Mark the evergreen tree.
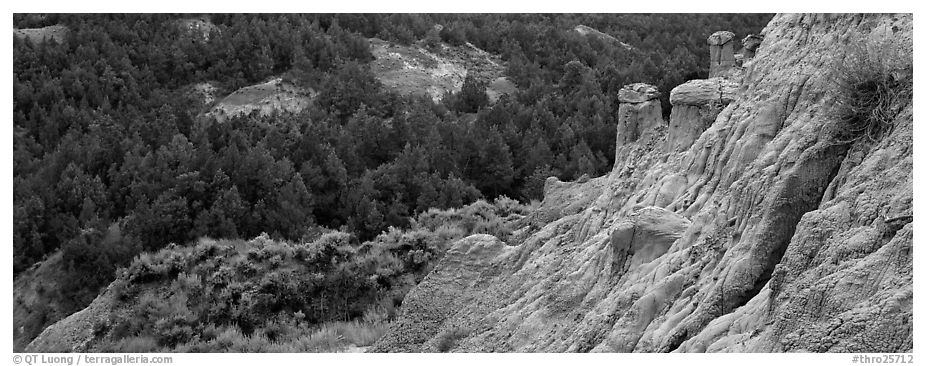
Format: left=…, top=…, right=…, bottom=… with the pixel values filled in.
left=457, top=73, right=488, bottom=113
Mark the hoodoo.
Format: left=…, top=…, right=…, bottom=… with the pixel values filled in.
left=616, top=83, right=664, bottom=148
left=707, top=31, right=737, bottom=78
left=666, top=78, right=739, bottom=153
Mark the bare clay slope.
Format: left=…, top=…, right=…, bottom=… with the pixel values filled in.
left=372, top=13, right=912, bottom=353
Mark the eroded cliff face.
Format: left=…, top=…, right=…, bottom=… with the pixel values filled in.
left=372, top=13, right=912, bottom=353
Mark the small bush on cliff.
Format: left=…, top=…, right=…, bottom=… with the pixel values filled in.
left=832, top=37, right=912, bottom=143
left=435, top=326, right=470, bottom=352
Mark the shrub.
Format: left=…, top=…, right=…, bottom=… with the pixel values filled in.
left=294, top=325, right=340, bottom=352
left=431, top=224, right=467, bottom=248
left=295, top=230, right=356, bottom=270
left=361, top=303, right=390, bottom=324
left=291, top=320, right=390, bottom=351
left=493, top=195, right=529, bottom=216
left=473, top=216, right=511, bottom=242
left=85, top=196, right=539, bottom=353
left=212, top=326, right=259, bottom=351
left=102, top=336, right=160, bottom=353
left=434, top=326, right=470, bottom=352
left=832, top=36, right=912, bottom=143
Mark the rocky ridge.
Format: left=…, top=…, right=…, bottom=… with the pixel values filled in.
left=368, top=37, right=512, bottom=102
left=573, top=25, right=634, bottom=51
left=13, top=25, right=69, bottom=44
left=206, top=78, right=315, bottom=123
left=372, top=13, right=912, bottom=353
left=176, top=18, right=219, bottom=42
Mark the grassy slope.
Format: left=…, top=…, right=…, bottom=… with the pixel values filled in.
left=13, top=253, right=68, bottom=352
left=26, top=198, right=534, bottom=352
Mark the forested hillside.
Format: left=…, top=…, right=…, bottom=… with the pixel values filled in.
left=13, top=13, right=772, bottom=351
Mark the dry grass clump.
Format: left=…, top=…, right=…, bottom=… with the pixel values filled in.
left=831, top=36, right=912, bottom=143
left=294, top=320, right=390, bottom=352
left=434, top=326, right=470, bottom=352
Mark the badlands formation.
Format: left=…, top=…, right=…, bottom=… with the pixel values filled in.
left=372, top=13, right=912, bottom=353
